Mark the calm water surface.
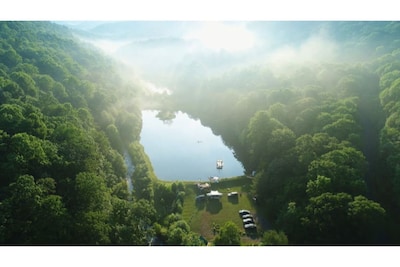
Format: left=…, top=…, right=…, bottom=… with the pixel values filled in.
left=140, top=110, right=244, bottom=181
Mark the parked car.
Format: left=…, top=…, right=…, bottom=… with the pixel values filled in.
left=242, top=214, right=253, bottom=219
left=239, top=209, right=250, bottom=216
left=244, top=223, right=257, bottom=229
left=243, top=218, right=254, bottom=224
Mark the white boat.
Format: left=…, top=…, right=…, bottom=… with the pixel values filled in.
left=216, top=159, right=223, bottom=169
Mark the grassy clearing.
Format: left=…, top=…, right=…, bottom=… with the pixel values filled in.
left=181, top=176, right=262, bottom=245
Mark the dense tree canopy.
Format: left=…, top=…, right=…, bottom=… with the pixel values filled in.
left=213, top=221, right=242, bottom=246
left=1, top=21, right=400, bottom=245
left=161, top=21, right=400, bottom=244
left=0, top=21, right=159, bottom=244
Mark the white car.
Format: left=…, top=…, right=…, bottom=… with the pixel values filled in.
left=243, top=218, right=254, bottom=224
left=244, top=223, right=256, bottom=229
left=242, top=214, right=253, bottom=219
left=239, top=209, right=250, bottom=216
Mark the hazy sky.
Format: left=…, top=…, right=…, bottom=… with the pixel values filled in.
left=2, top=0, right=398, bottom=20
left=184, top=22, right=256, bottom=52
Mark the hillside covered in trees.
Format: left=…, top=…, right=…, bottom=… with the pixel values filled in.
left=163, top=21, right=400, bottom=244
left=1, top=21, right=400, bottom=245
left=0, top=21, right=195, bottom=245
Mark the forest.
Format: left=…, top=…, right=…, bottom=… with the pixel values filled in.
left=166, top=22, right=400, bottom=244
left=1, top=21, right=400, bottom=245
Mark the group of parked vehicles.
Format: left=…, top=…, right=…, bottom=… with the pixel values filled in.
left=239, top=210, right=256, bottom=229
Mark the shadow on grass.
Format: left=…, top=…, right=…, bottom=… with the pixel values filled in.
left=244, top=228, right=259, bottom=239
left=228, top=195, right=239, bottom=204
left=206, top=199, right=223, bottom=214
left=195, top=199, right=206, bottom=210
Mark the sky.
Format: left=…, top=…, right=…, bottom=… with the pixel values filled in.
left=2, top=0, right=400, bottom=20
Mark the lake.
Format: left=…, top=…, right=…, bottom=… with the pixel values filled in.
left=140, top=110, right=244, bottom=181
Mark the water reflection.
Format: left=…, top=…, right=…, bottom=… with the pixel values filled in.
left=140, top=110, right=244, bottom=181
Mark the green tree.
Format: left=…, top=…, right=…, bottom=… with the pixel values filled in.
left=244, top=110, right=286, bottom=170
left=276, top=202, right=304, bottom=243
left=348, top=195, right=386, bottom=243
left=33, top=194, right=69, bottom=243
left=307, top=146, right=367, bottom=196
left=5, top=133, right=52, bottom=180
left=267, top=127, right=296, bottom=158
left=380, top=77, right=400, bottom=113
left=322, top=117, right=360, bottom=143
left=105, top=124, right=123, bottom=151
left=213, top=221, right=241, bottom=246
left=0, top=103, right=25, bottom=135
left=261, top=230, right=289, bottom=245
left=302, top=192, right=353, bottom=244
left=0, top=48, right=22, bottom=67
left=37, top=55, right=68, bottom=82
left=73, top=172, right=111, bottom=212
left=0, top=175, right=41, bottom=243
left=306, top=175, right=332, bottom=197
left=108, top=198, right=155, bottom=245
left=166, top=219, right=194, bottom=245
left=10, top=71, right=38, bottom=97
left=73, top=211, right=111, bottom=244
left=182, top=232, right=206, bottom=246
left=167, top=227, right=186, bottom=245
left=33, top=74, right=54, bottom=93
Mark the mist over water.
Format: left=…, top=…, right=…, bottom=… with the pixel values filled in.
left=66, top=21, right=379, bottom=180
left=70, top=21, right=349, bottom=91
left=140, top=110, right=244, bottom=181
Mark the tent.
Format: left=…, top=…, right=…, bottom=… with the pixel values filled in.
left=206, top=190, right=223, bottom=199
left=197, top=183, right=210, bottom=190
left=209, top=176, right=219, bottom=183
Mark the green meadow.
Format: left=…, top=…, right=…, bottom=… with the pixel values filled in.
left=181, top=176, right=262, bottom=245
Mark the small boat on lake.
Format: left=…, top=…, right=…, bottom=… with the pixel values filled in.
left=216, top=159, right=223, bottom=169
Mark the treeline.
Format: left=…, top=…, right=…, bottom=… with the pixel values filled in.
left=166, top=22, right=400, bottom=244
left=0, top=21, right=203, bottom=245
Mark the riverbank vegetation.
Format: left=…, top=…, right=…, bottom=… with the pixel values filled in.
left=1, top=21, right=400, bottom=245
